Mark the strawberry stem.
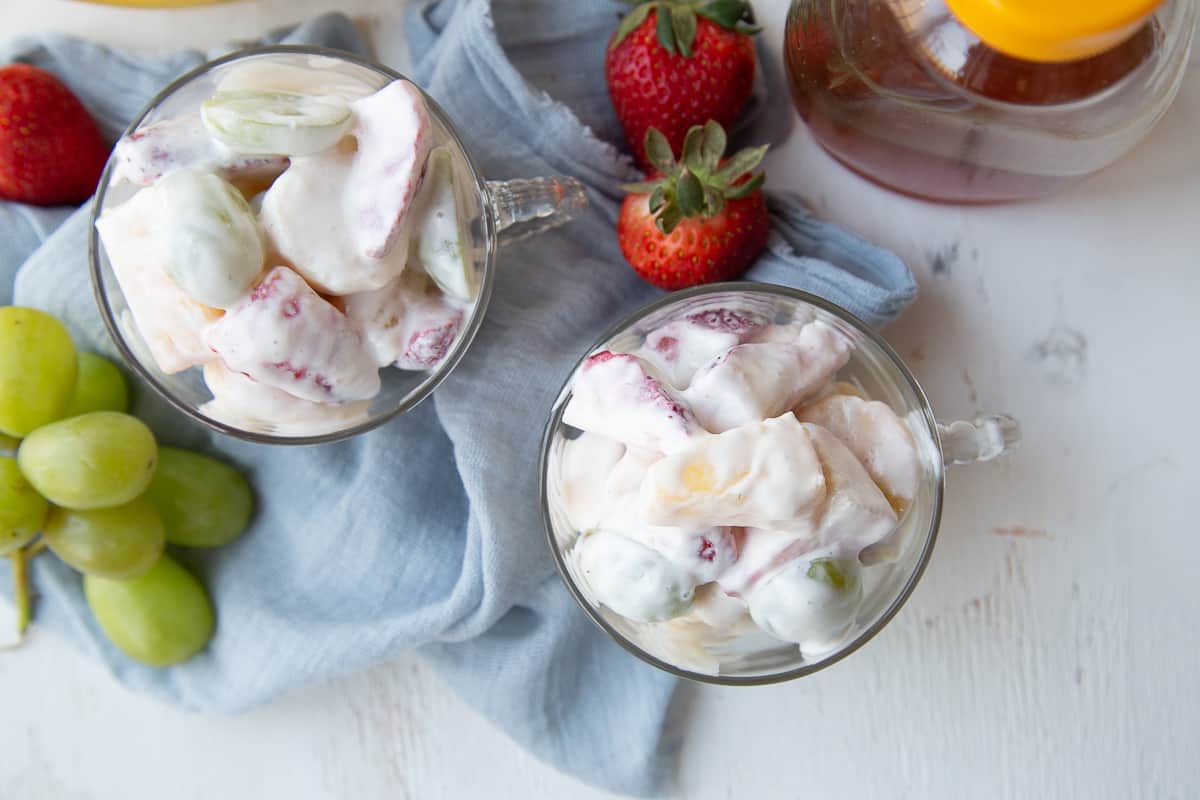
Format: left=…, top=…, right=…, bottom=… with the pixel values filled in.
left=610, top=0, right=759, bottom=53
left=621, top=121, right=768, bottom=234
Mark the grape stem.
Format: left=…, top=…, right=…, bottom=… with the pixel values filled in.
left=12, top=550, right=30, bottom=638
left=5, top=538, right=43, bottom=645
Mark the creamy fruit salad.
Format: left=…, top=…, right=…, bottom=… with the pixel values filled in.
left=551, top=304, right=924, bottom=666
left=97, top=58, right=479, bottom=436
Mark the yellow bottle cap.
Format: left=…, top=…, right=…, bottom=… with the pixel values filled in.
left=944, top=0, right=1162, bottom=62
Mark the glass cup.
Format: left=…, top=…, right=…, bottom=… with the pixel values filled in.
left=90, top=46, right=586, bottom=444
left=539, top=283, right=1020, bottom=685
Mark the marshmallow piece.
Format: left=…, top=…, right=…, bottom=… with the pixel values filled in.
left=747, top=555, right=863, bottom=653
left=259, top=146, right=408, bottom=295
left=640, top=412, right=826, bottom=530
left=563, top=352, right=703, bottom=453
left=112, top=115, right=289, bottom=188
left=689, top=583, right=750, bottom=629
left=797, top=393, right=920, bottom=509
left=557, top=433, right=626, bottom=533
left=205, top=266, right=380, bottom=403
left=95, top=186, right=222, bottom=375
left=802, top=422, right=898, bottom=555
left=573, top=529, right=697, bottom=623
left=602, top=446, right=661, bottom=507
left=684, top=321, right=852, bottom=433
left=341, top=270, right=465, bottom=370
left=638, top=307, right=768, bottom=388
left=201, top=360, right=370, bottom=436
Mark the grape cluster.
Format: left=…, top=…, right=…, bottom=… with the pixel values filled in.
left=1, top=306, right=253, bottom=666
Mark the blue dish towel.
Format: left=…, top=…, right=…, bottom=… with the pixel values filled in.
left=0, top=4, right=915, bottom=795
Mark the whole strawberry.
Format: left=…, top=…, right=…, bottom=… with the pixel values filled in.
left=0, top=64, right=109, bottom=206
left=617, top=121, right=770, bottom=290
left=606, top=0, right=758, bottom=172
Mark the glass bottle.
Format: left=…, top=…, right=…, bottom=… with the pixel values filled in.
left=784, top=0, right=1197, bottom=203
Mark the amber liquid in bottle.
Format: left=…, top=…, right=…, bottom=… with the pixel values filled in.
left=785, top=2, right=1158, bottom=202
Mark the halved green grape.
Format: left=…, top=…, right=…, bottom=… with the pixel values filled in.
left=0, top=456, right=48, bottom=556
left=64, top=352, right=130, bottom=417
left=158, top=168, right=266, bottom=309
left=202, top=90, right=352, bottom=156
left=0, top=306, right=77, bottom=437
left=414, top=148, right=477, bottom=302
left=43, top=497, right=164, bottom=578
left=84, top=554, right=214, bottom=667
left=17, top=412, right=157, bottom=510
left=144, top=447, right=253, bottom=548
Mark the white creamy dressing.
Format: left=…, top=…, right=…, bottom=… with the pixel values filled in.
left=97, top=58, right=479, bottom=436
left=555, top=311, right=922, bottom=654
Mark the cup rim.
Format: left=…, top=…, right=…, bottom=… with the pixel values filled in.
left=538, top=281, right=946, bottom=685
left=89, top=44, right=498, bottom=446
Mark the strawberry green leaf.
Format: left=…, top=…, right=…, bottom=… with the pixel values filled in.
left=699, top=120, right=727, bottom=171
left=657, top=202, right=684, bottom=234
left=611, top=3, right=654, bottom=49
left=703, top=184, right=726, bottom=216
left=644, top=127, right=677, bottom=175
left=681, top=125, right=705, bottom=171
left=621, top=179, right=661, bottom=193
left=714, top=144, right=768, bottom=184
left=734, top=21, right=763, bottom=35
left=677, top=168, right=704, bottom=216
left=669, top=6, right=697, bottom=57
left=723, top=172, right=763, bottom=198
left=695, top=0, right=752, bottom=30
left=648, top=185, right=666, bottom=213
left=655, top=6, right=677, bottom=54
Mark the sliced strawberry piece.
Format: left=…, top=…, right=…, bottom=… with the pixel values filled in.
left=205, top=266, right=380, bottom=402
left=684, top=321, right=851, bottom=432
left=113, top=115, right=288, bottom=189
left=563, top=351, right=702, bottom=453
left=638, top=306, right=768, bottom=387
left=341, top=270, right=466, bottom=371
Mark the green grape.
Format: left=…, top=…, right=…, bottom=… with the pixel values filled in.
left=17, top=412, right=157, bottom=510
left=84, top=554, right=214, bottom=667
left=64, top=352, right=129, bottom=417
left=0, top=456, right=47, bottom=556
left=0, top=306, right=77, bottom=437
left=43, top=497, right=164, bottom=578
left=202, top=90, right=352, bottom=156
left=414, top=148, right=476, bottom=302
left=143, top=447, right=253, bottom=548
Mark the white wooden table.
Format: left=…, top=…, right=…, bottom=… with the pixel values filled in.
left=3, top=2, right=1199, bottom=797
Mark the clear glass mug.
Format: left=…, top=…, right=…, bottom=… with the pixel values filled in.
left=89, top=46, right=586, bottom=444
left=540, top=283, right=1020, bottom=684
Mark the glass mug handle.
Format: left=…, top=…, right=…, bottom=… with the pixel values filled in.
left=488, top=177, right=588, bottom=242
left=937, top=414, right=1021, bottom=466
